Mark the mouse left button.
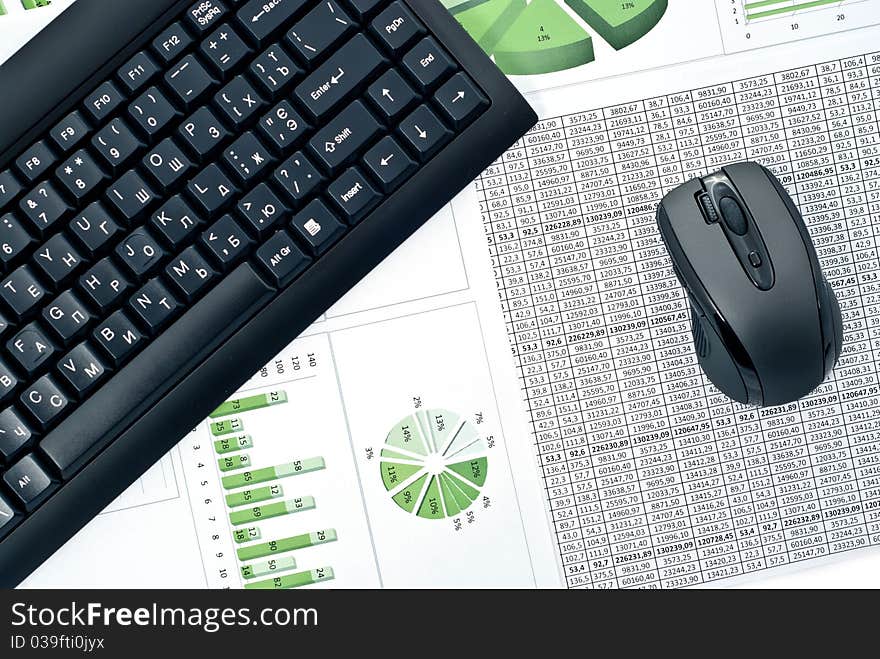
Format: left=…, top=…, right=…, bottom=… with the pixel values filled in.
left=719, top=196, right=748, bottom=235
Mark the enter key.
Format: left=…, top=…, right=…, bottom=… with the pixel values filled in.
left=308, top=100, right=382, bottom=173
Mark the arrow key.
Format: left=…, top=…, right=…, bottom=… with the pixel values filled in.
left=397, top=105, right=452, bottom=163
left=363, top=136, right=417, bottom=193
left=434, top=73, right=489, bottom=130
left=367, top=69, right=418, bottom=121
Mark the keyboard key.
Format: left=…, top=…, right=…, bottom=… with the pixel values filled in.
left=115, top=228, right=165, bottom=278
left=363, top=135, right=417, bottom=192
left=273, top=151, right=323, bottom=204
left=236, top=0, right=306, bottom=46
left=21, top=376, right=69, bottom=430
left=327, top=166, right=381, bottom=223
left=16, top=140, right=56, bottom=183
left=0, top=491, right=17, bottom=537
left=287, top=0, right=354, bottom=63
left=249, top=44, right=301, bottom=98
left=294, top=33, right=387, bottom=120
left=0, top=170, right=23, bottom=210
left=93, top=310, right=144, bottom=366
left=129, top=87, right=180, bottom=139
left=152, top=21, right=194, bottom=63
left=201, top=24, right=252, bottom=76
left=19, top=182, right=70, bottom=235
left=0, top=314, right=10, bottom=341
left=166, top=55, right=216, bottom=108
left=92, top=118, right=144, bottom=174
left=0, top=408, right=31, bottom=464
left=344, top=0, right=384, bottom=19
left=398, top=104, right=452, bottom=161
left=143, top=137, right=193, bottom=191
left=128, top=279, right=181, bottom=334
left=79, top=258, right=131, bottom=311
left=371, top=2, right=425, bottom=55
left=201, top=214, right=252, bottom=269
left=68, top=201, right=123, bottom=257
left=435, top=74, right=488, bottom=129
left=214, top=77, right=266, bottom=128
left=49, top=110, right=91, bottom=153
left=106, top=171, right=157, bottom=223
left=0, top=360, right=18, bottom=405
left=56, top=149, right=107, bottom=200
left=223, top=132, right=274, bottom=183
left=8, top=323, right=55, bottom=377
left=187, top=164, right=237, bottom=217
left=179, top=107, right=230, bottom=160
left=258, top=101, right=308, bottom=152
left=57, top=343, right=106, bottom=397
left=117, top=50, right=161, bottom=94
left=367, top=69, right=418, bottom=121
left=3, top=454, right=55, bottom=511
left=185, top=0, right=228, bottom=34
left=308, top=100, right=382, bottom=173
left=0, top=265, right=46, bottom=319
left=83, top=81, right=125, bottom=123
left=43, top=291, right=92, bottom=344
left=237, top=183, right=287, bottom=237
left=165, top=245, right=217, bottom=301
left=402, top=37, right=456, bottom=91
left=33, top=234, right=83, bottom=286
left=0, top=213, right=35, bottom=270
left=150, top=196, right=202, bottom=249
left=290, top=199, right=346, bottom=255
left=15, top=140, right=56, bottom=183
left=255, top=230, right=310, bottom=287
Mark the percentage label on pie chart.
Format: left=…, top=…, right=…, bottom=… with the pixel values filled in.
left=380, top=409, right=489, bottom=520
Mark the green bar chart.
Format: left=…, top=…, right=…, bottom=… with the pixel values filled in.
left=244, top=567, right=335, bottom=590
left=237, top=529, right=338, bottom=562
left=744, top=0, right=856, bottom=21
left=210, top=391, right=288, bottom=418
left=442, top=0, right=667, bottom=75
left=209, top=386, right=337, bottom=588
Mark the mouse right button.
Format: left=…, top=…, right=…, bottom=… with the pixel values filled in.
left=719, top=196, right=748, bottom=236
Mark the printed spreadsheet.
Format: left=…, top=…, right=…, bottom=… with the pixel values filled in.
left=478, top=50, right=880, bottom=588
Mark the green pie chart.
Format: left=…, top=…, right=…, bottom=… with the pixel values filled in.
left=443, top=0, right=668, bottom=75
left=380, top=409, right=489, bottom=520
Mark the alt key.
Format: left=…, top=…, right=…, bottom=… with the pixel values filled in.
left=255, top=230, right=311, bottom=288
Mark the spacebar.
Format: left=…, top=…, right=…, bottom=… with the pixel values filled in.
left=39, top=264, right=275, bottom=479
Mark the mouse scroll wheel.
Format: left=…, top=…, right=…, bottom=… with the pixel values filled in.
left=719, top=196, right=749, bottom=236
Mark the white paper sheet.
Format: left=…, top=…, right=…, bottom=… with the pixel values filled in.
left=7, top=0, right=880, bottom=588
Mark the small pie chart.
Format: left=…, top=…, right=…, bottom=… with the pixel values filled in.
left=380, top=409, right=489, bottom=520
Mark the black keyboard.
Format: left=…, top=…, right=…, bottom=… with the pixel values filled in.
left=0, top=0, right=535, bottom=586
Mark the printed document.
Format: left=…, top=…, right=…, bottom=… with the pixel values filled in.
left=6, top=1, right=880, bottom=588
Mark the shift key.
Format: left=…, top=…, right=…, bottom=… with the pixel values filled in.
left=309, top=101, right=382, bottom=173
left=294, top=34, right=387, bottom=120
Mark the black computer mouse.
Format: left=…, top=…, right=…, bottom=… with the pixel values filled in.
left=656, top=161, right=842, bottom=407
